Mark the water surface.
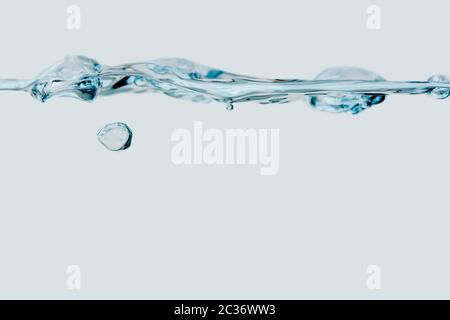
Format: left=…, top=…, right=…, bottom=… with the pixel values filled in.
left=1, top=55, right=449, bottom=114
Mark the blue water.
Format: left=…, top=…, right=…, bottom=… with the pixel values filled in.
left=1, top=55, right=449, bottom=114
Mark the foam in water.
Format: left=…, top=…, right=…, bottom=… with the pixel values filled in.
left=1, top=55, right=450, bottom=114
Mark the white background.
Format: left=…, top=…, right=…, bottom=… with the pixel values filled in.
left=0, top=0, right=449, bottom=299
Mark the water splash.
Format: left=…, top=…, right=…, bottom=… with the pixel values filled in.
left=1, top=55, right=450, bottom=114
left=97, top=122, right=133, bottom=151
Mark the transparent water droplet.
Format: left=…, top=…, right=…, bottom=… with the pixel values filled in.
left=427, top=74, right=450, bottom=99
left=308, top=67, right=386, bottom=114
left=97, top=122, right=133, bottom=151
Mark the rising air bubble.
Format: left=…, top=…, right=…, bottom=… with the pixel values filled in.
left=0, top=55, right=450, bottom=114
left=97, top=122, right=133, bottom=151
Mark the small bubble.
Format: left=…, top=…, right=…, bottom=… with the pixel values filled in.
left=226, top=102, right=234, bottom=111
left=97, top=122, right=133, bottom=151
left=427, top=74, right=450, bottom=99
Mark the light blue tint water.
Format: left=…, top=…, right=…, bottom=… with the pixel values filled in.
left=1, top=55, right=450, bottom=114
left=97, top=122, right=133, bottom=151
